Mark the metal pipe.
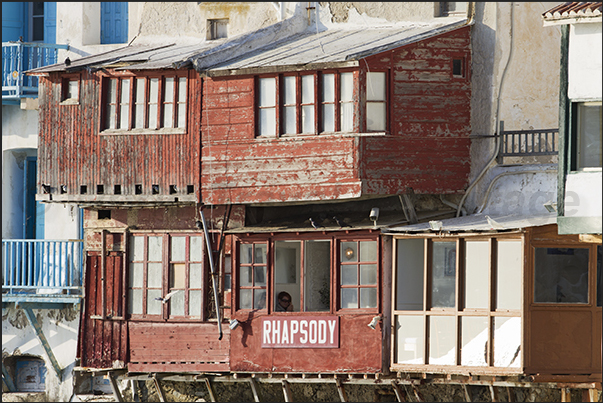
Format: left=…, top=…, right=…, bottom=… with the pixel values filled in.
left=200, top=208, right=223, bottom=340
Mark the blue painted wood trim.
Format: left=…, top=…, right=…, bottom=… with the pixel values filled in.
left=22, top=307, right=63, bottom=381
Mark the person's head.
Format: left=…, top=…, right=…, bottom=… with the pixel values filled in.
left=277, top=291, right=291, bottom=309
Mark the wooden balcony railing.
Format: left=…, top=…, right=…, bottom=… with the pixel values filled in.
left=497, top=122, right=559, bottom=163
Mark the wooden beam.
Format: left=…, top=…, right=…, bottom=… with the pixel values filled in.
left=204, top=378, right=216, bottom=402
left=399, top=193, right=418, bottom=224
left=153, top=377, right=166, bottom=402
left=391, top=381, right=406, bottom=402
left=506, top=386, right=515, bottom=402
left=489, top=385, right=499, bottom=402
left=336, top=378, right=348, bottom=402
left=582, top=388, right=598, bottom=402
left=22, top=307, right=63, bottom=381
left=561, top=387, right=571, bottom=402
left=463, top=385, right=472, bottom=402
left=282, top=380, right=293, bottom=402
left=131, top=379, right=141, bottom=402
left=249, top=377, right=262, bottom=402
left=411, top=383, right=424, bottom=402
left=108, top=372, right=124, bottom=402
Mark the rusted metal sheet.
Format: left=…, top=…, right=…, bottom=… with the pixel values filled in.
left=230, top=314, right=382, bottom=373
left=37, top=69, right=202, bottom=204
left=128, top=322, right=230, bottom=372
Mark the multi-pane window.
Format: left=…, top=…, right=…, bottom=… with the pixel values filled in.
left=301, top=74, right=316, bottom=134
left=574, top=101, right=602, bottom=169
left=393, top=236, right=523, bottom=368
left=258, top=78, right=277, bottom=137
left=127, top=233, right=205, bottom=319
left=103, top=75, right=187, bottom=132
left=366, top=72, right=386, bottom=131
left=236, top=235, right=378, bottom=312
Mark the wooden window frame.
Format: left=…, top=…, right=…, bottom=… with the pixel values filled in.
left=127, top=233, right=207, bottom=322
left=60, top=74, right=80, bottom=105
left=100, top=73, right=188, bottom=135
left=364, top=70, right=388, bottom=133
left=338, top=239, right=380, bottom=311
left=236, top=241, right=269, bottom=310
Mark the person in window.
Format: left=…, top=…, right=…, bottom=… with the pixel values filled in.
left=276, top=291, right=293, bottom=312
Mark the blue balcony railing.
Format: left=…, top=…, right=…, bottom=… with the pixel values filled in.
left=2, top=239, right=84, bottom=303
left=2, top=41, right=69, bottom=103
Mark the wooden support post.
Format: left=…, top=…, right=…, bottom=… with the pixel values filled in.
left=506, top=387, right=515, bottom=402
left=204, top=378, right=216, bottom=402
left=411, top=384, right=424, bottom=402
left=107, top=372, right=124, bottom=402
left=153, top=377, right=166, bottom=402
left=489, top=385, right=499, bottom=402
left=561, top=388, right=571, bottom=402
left=249, top=378, right=262, bottom=402
left=22, top=307, right=63, bottom=381
left=463, top=385, right=472, bottom=402
left=282, top=380, right=293, bottom=402
left=391, top=381, right=406, bottom=402
left=336, top=378, right=348, bottom=402
left=131, top=379, right=140, bottom=402
left=582, top=388, right=598, bottom=402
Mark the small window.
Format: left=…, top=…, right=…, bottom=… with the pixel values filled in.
left=301, top=75, right=315, bottom=134
left=340, top=240, right=378, bottom=309
left=452, top=58, right=465, bottom=78
left=534, top=247, right=589, bottom=303
left=437, top=2, right=468, bottom=17
left=366, top=72, right=386, bottom=132
left=207, top=19, right=228, bottom=40
left=258, top=77, right=277, bottom=137
left=62, top=79, right=80, bottom=102
left=238, top=242, right=268, bottom=309
left=31, top=2, right=45, bottom=42
left=575, top=101, right=602, bottom=170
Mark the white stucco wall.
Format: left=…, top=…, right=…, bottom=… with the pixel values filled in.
left=564, top=171, right=603, bottom=217
left=568, top=22, right=602, bottom=100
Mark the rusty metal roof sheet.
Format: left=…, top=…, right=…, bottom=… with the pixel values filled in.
left=543, top=2, right=602, bottom=24
left=382, top=213, right=557, bottom=234
left=27, top=18, right=469, bottom=75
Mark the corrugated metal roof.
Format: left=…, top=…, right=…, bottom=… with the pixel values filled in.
left=27, top=18, right=470, bottom=75
left=198, top=18, right=470, bottom=76
left=543, top=2, right=602, bottom=23
left=382, top=213, right=557, bottom=234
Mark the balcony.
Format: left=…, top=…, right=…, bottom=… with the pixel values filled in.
left=496, top=122, right=559, bottom=165
left=2, top=41, right=69, bottom=105
left=2, top=239, right=84, bottom=305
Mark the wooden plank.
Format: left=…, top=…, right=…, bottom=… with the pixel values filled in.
left=127, top=362, right=229, bottom=372
left=204, top=378, right=216, bottom=402
left=249, top=378, right=262, bottom=402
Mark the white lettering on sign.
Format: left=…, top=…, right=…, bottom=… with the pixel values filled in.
left=261, top=316, right=339, bottom=348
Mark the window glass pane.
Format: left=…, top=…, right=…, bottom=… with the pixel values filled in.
left=341, top=288, right=357, bottom=309
left=128, top=289, right=142, bottom=314
left=360, top=288, right=377, bottom=308
left=177, top=103, right=186, bottom=128
left=340, top=72, right=353, bottom=101
left=496, top=241, right=522, bottom=310
left=170, top=237, right=186, bottom=261
left=148, top=103, right=158, bottom=129
left=275, top=241, right=299, bottom=284
left=359, top=241, right=377, bottom=261
left=431, top=242, right=456, bottom=308
left=254, top=289, right=266, bottom=309
left=68, top=80, right=79, bottom=100
left=240, top=244, right=253, bottom=264
left=360, top=264, right=377, bottom=285
left=396, top=239, right=424, bottom=311
left=163, top=104, right=173, bottom=128
left=178, top=77, right=187, bottom=102
left=170, top=263, right=186, bottom=288
left=147, top=263, right=162, bottom=288
left=135, top=104, right=145, bottom=128
left=304, top=240, right=331, bottom=312
left=148, top=78, right=159, bottom=129
left=164, top=77, right=174, bottom=102
left=129, top=263, right=144, bottom=287
left=534, top=248, right=589, bottom=303
left=134, top=78, right=145, bottom=129
left=189, top=263, right=202, bottom=289
left=254, top=266, right=266, bottom=286
left=322, top=104, right=335, bottom=132
left=106, top=105, right=116, bottom=130
left=366, top=102, right=386, bottom=131
left=147, top=289, right=162, bottom=314
left=340, top=103, right=353, bottom=132
left=108, top=79, right=117, bottom=103
left=239, top=289, right=252, bottom=309
left=120, top=79, right=130, bottom=103
left=149, top=78, right=159, bottom=102
left=169, top=291, right=185, bottom=316
left=493, top=317, right=521, bottom=367
left=147, top=236, right=162, bottom=261
left=189, top=290, right=201, bottom=317
left=301, top=75, right=314, bottom=103
left=301, top=105, right=314, bottom=134
left=284, top=76, right=296, bottom=105
left=464, top=241, right=489, bottom=309
left=341, top=242, right=357, bottom=262
left=190, top=236, right=203, bottom=261
left=395, top=315, right=424, bottom=364
left=322, top=73, right=335, bottom=102
left=341, top=266, right=357, bottom=285
left=259, top=78, right=276, bottom=107
left=254, top=244, right=267, bottom=264
left=577, top=102, right=602, bottom=169
left=136, top=78, right=145, bottom=102
left=284, top=106, right=296, bottom=134
left=367, top=72, right=386, bottom=101
left=130, top=236, right=144, bottom=261
left=429, top=316, right=456, bottom=365
left=119, top=105, right=129, bottom=130
left=239, top=266, right=252, bottom=286
left=461, top=316, right=488, bottom=366
left=259, top=108, right=276, bottom=136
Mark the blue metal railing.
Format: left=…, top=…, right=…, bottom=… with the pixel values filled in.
left=2, top=41, right=69, bottom=102
left=2, top=239, right=84, bottom=300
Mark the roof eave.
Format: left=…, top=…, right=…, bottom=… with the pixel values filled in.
left=204, top=61, right=360, bottom=78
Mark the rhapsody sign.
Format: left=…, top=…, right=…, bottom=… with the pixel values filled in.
left=261, top=316, right=339, bottom=348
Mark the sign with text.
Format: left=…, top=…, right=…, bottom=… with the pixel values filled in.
left=261, top=316, right=340, bottom=348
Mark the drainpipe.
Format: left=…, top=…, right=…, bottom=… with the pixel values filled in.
left=457, top=2, right=515, bottom=217
left=307, top=2, right=315, bottom=26
left=199, top=208, right=223, bottom=340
